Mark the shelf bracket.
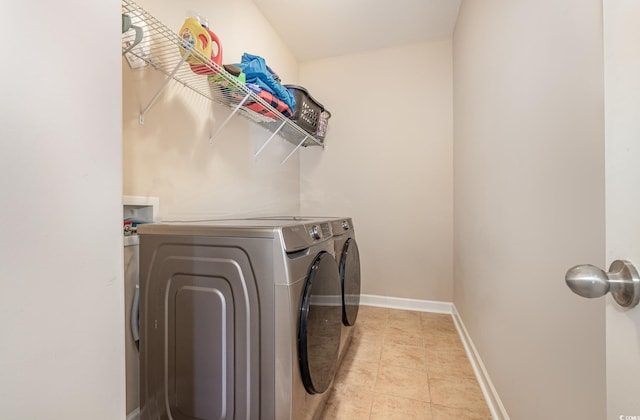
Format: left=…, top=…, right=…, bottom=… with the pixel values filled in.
left=208, top=92, right=252, bottom=143
left=254, top=120, right=286, bottom=159
left=280, top=135, right=308, bottom=165
left=139, top=50, right=192, bottom=125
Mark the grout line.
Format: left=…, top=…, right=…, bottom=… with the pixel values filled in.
left=368, top=343, right=380, bottom=420
left=426, top=357, right=436, bottom=419
left=343, top=305, right=493, bottom=419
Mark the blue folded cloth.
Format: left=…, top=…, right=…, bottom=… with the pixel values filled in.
left=237, top=53, right=296, bottom=110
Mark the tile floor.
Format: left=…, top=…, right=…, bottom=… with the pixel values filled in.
left=317, top=306, right=491, bottom=420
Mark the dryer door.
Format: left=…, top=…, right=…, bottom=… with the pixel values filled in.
left=298, top=251, right=342, bottom=394
left=340, top=238, right=361, bottom=326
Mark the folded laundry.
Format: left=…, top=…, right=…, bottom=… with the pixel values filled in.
left=245, top=89, right=293, bottom=119
left=237, top=53, right=296, bottom=111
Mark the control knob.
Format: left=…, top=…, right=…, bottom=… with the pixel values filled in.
left=310, top=225, right=321, bottom=240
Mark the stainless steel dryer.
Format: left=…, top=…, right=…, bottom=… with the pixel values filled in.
left=253, top=216, right=361, bottom=362
left=123, top=234, right=140, bottom=417
left=329, top=218, right=361, bottom=359
left=137, top=219, right=341, bottom=420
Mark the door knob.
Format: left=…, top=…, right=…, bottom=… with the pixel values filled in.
left=565, top=260, right=640, bottom=309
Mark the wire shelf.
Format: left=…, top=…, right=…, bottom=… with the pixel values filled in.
left=121, top=0, right=324, bottom=154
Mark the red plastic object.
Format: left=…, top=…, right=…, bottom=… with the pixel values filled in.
left=190, top=28, right=223, bottom=75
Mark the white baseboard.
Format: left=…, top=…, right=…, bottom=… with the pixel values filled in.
left=359, top=294, right=453, bottom=314
left=452, top=304, right=509, bottom=420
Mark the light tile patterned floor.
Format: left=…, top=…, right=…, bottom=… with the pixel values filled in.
left=318, top=306, right=491, bottom=420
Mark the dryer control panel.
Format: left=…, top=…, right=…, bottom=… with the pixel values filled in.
left=310, top=225, right=322, bottom=240
left=309, top=223, right=331, bottom=240
left=281, top=222, right=333, bottom=252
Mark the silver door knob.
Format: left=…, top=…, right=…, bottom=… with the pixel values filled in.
left=565, top=260, right=640, bottom=309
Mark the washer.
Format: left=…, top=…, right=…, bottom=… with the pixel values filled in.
left=252, top=216, right=361, bottom=363
left=137, top=219, right=341, bottom=420
left=329, top=217, right=361, bottom=359
left=123, top=235, right=141, bottom=417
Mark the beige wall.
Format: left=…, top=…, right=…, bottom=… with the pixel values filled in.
left=299, top=41, right=454, bottom=302
left=453, top=0, right=605, bottom=418
left=604, top=0, right=640, bottom=416
left=123, top=0, right=307, bottom=220
left=0, top=0, right=125, bottom=417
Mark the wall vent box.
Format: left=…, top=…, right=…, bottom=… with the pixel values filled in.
left=123, top=196, right=159, bottom=224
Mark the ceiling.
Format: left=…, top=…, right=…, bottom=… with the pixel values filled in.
left=252, top=0, right=462, bottom=62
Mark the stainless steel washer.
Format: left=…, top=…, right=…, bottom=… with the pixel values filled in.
left=137, top=219, right=341, bottom=420
left=329, top=218, right=361, bottom=359
left=252, top=216, right=361, bottom=363
left=123, top=235, right=140, bottom=417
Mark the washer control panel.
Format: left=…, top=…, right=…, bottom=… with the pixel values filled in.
left=308, top=223, right=332, bottom=241
left=310, top=225, right=322, bottom=240
left=281, top=221, right=334, bottom=251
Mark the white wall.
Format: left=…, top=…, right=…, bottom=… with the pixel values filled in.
left=299, top=41, right=454, bottom=302
left=123, top=0, right=308, bottom=220
left=453, top=0, right=606, bottom=418
left=604, top=0, right=640, bottom=417
left=0, top=0, right=125, bottom=418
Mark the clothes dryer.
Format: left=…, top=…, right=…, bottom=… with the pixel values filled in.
left=329, top=218, right=361, bottom=359
left=137, top=219, right=341, bottom=420
left=123, top=235, right=140, bottom=417
left=252, top=216, right=361, bottom=362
